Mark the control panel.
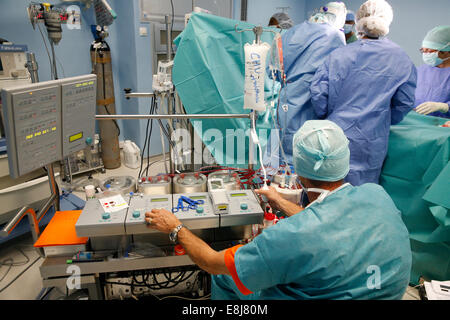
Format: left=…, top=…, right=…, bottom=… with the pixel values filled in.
left=1, top=74, right=97, bottom=178
left=1, top=83, right=61, bottom=177
left=60, top=75, right=96, bottom=157
left=221, top=190, right=264, bottom=227
left=75, top=191, right=264, bottom=238
left=172, top=192, right=219, bottom=230
left=75, top=195, right=131, bottom=237
left=125, top=194, right=173, bottom=235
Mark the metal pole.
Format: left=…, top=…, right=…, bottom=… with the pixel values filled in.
left=125, top=92, right=155, bottom=99
left=165, top=15, right=172, bottom=61
left=95, top=114, right=251, bottom=120
left=164, top=15, right=175, bottom=174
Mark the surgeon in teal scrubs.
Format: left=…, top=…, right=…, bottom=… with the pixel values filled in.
left=144, top=120, right=412, bottom=300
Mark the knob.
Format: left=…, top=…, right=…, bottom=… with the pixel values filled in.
left=132, top=211, right=140, bottom=218
left=240, top=203, right=248, bottom=210
left=102, top=212, right=110, bottom=220
left=196, top=206, right=204, bottom=214
left=85, top=137, right=93, bottom=145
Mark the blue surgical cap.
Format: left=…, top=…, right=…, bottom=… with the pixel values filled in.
left=346, top=10, right=355, bottom=21
left=422, top=26, right=450, bottom=52
left=293, top=120, right=350, bottom=182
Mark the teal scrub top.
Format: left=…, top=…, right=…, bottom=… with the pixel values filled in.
left=234, top=183, right=412, bottom=299
left=346, top=33, right=358, bottom=44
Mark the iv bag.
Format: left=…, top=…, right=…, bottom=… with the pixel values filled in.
left=244, top=41, right=271, bottom=112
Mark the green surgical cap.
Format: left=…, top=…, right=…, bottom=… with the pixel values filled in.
left=422, top=26, right=450, bottom=51
left=293, top=120, right=350, bottom=182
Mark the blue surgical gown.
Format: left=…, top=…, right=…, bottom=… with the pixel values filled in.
left=310, top=39, right=417, bottom=186
left=415, top=64, right=450, bottom=119
left=275, top=21, right=346, bottom=165
left=212, top=183, right=412, bottom=300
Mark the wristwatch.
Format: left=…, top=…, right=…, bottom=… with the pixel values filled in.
left=169, top=224, right=184, bottom=243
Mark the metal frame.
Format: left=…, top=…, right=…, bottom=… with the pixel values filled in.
left=40, top=252, right=196, bottom=300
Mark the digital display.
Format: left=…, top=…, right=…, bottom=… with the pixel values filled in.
left=69, top=132, right=83, bottom=143
left=151, top=198, right=168, bottom=202
left=231, top=193, right=246, bottom=197
left=190, top=196, right=206, bottom=200
left=75, top=81, right=94, bottom=87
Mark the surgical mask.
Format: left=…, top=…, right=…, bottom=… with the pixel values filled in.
left=297, top=179, right=331, bottom=207
left=422, top=51, right=450, bottom=67
left=343, top=24, right=354, bottom=34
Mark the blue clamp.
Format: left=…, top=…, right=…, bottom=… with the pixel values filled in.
left=172, top=198, right=189, bottom=213
left=172, top=196, right=204, bottom=213
left=181, top=196, right=204, bottom=205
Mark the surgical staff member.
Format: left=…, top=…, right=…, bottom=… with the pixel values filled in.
left=414, top=26, right=450, bottom=119
left=272, top=2, right=347, bottom=166
left=145, top=120, right=412, bottom=300
left=310, top=0, right=417, bottom=186
left=344, top=10, right=358, bottom=44
left=268, top=12, right=294, bottom=30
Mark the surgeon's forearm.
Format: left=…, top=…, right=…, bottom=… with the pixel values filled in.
left=274, top=197, right=304, bottom=217
left=177, top=227, right=230, bottom=276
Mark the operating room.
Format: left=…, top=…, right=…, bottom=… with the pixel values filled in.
left=0, top=0, right=449, bottom=304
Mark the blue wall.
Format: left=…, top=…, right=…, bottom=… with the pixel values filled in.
left=233, top=0, right=307, bottom=26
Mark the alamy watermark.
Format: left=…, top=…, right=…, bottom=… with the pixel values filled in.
left=366, top=265, right=381, bottom=290
left=170, top=122, right=282, bottom=168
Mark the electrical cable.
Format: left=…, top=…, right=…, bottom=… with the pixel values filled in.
left=36, top=22, right=54, bottom=80
left=39, top=287, right=55, bottom=300
left=137, top=102, right=151, bottom=180
left=138, top=96, right=156, bottom=180
left=110, top=269, right=196, bottom=291
left=146, top=97, right=157, bottom=177
left=0, top=257, right=41, bottom=294
left=49, top=40, right=58, bottom=79
left=141, top=158, right=169, bottom=177
left=0, top=247, right=32, bottom=284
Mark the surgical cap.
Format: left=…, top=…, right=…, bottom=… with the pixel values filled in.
left=346, top=10, right=356, bottom=22
left=422, top=26, right=450, bottom=52
left=270, top=12, right=294, bottom=29
left=323, top=2, right=347, bottom=29
left=293, top=120, right=350, bottom=182
left=356, top=0, right=393, bottom=38
left=309, top=2, right=347, bottom=30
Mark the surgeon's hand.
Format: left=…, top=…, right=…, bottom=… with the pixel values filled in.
left=145, top=209, right=181, bottom=234
left=256, top=186, right=284, bottom=210
left=415, top=102, right=449, bottom=115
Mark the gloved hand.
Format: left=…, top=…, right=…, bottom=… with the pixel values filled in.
left=415, top=102, right=449, bottom=115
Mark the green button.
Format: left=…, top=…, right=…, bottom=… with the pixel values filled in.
left=196, top=206, right=204, bottom=214
left=102, top=212, right=110, bottom=220
left=86, top=137, right=93, bottom=145
left=132, top=211, right=140, bottom=218
left=240, top=203, right=248, bottom=210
